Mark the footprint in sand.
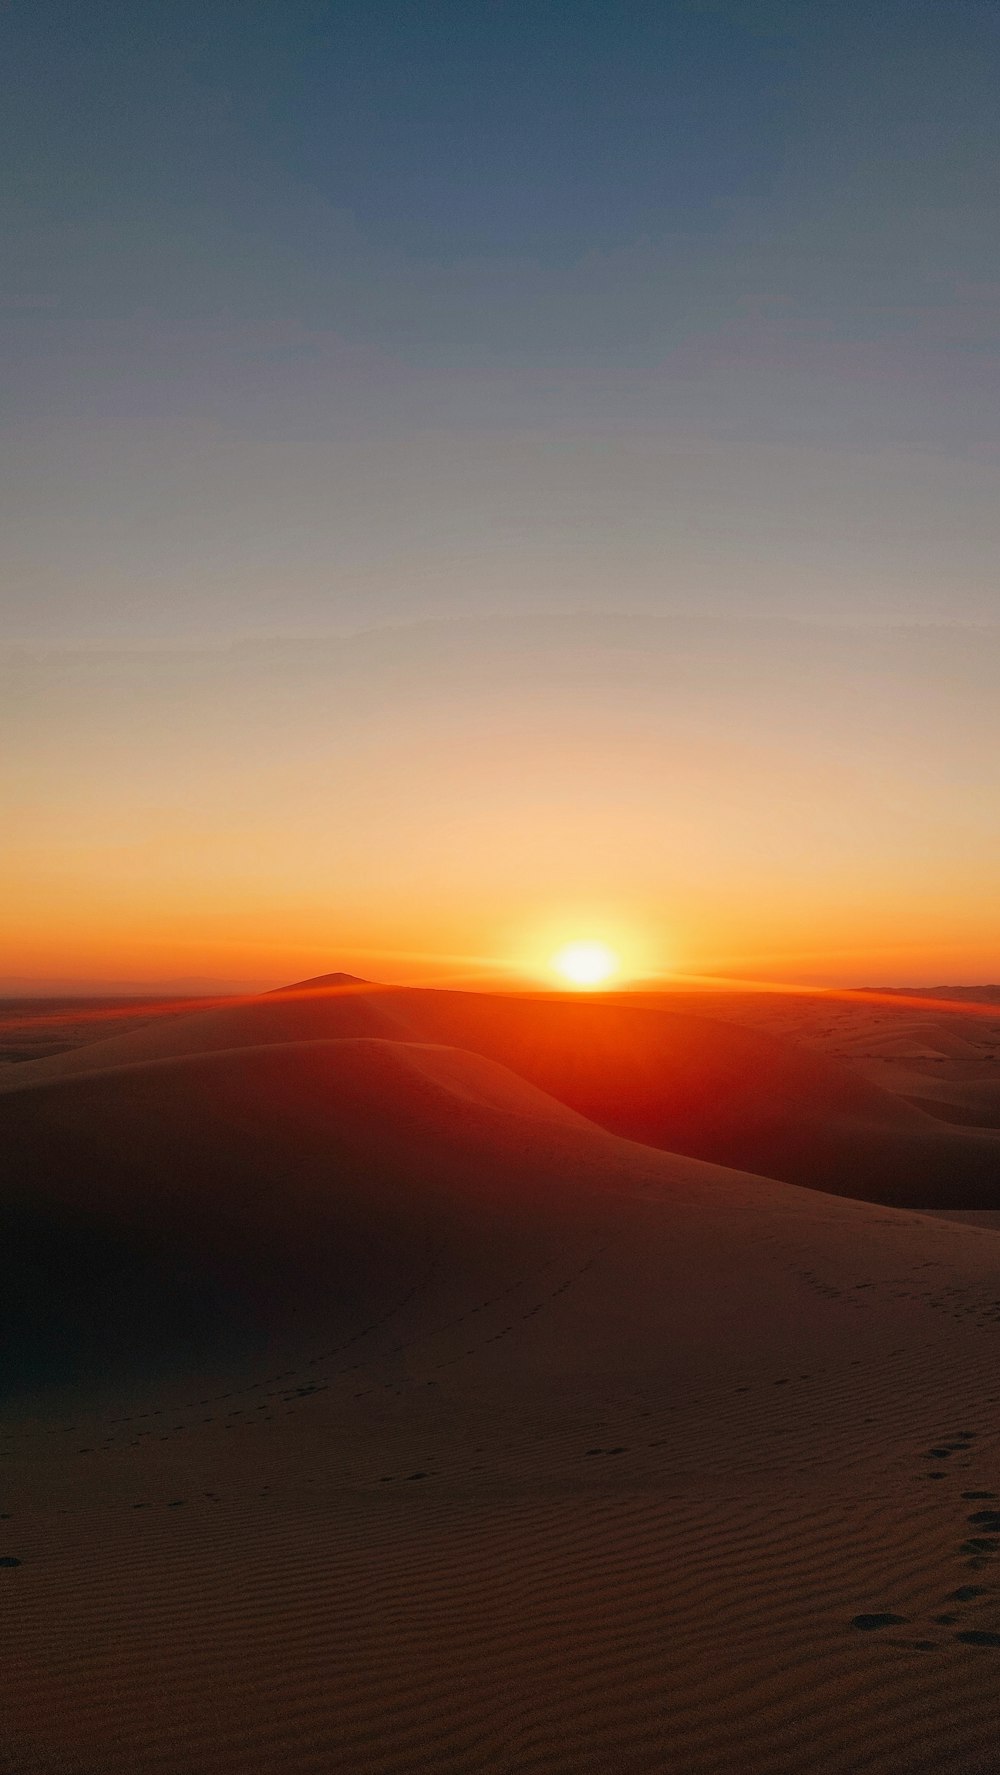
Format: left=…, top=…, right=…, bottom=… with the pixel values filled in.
left=852, top=1612, right=908, bottom=1631
left=0, top=1556, right=22, bottom=1568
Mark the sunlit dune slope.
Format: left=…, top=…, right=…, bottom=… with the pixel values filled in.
left=5, top=975, right=998, bottom=1207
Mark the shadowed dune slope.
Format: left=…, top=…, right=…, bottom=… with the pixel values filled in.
left=850, top=1061, right=1000, bottom=1130
left=900, top=1085, right=1000, bottom=1130
left=5, top=977, right=999, bottom=1207
left=0, top=1038, right=614, bottom=1394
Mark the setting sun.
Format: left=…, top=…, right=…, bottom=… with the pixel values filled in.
left=550, top=940, right=621, bottom=989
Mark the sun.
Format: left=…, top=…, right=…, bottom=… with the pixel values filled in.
left=550, top=940, right=621, bottom=990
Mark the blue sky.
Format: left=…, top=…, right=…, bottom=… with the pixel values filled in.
left=4, top=0, right=999, bottom=640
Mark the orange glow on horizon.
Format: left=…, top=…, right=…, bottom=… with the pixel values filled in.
left=5, top=619, right=999, bottom=999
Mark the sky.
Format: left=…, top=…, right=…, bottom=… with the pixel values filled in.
left=3, top=1, right=999, bottom=990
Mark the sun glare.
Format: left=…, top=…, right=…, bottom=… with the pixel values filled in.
left=551, top=940, right=621, bottom=990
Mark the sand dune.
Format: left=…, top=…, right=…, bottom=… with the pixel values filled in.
left=0, top=1038, right=619, bottom=1394
left=0, top=975, right=403, bottom=1082
left=830, top=1021, right=986, bottom=1061
left=6, top=1019, right=1000, bottom=1770
left=675, top=989, right=1000, bottom=1135
left=849, top=1061, right=1000, bottom=1130
left=7, top=976, right=999, bottom=1208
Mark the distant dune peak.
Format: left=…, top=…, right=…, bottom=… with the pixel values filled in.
left=271, top=971, right=371, bottom=994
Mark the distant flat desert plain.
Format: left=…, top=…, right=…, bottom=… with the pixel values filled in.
left=2, top=978, right=1000, bottom=1774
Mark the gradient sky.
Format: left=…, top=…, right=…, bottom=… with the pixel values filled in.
left=3, top=2, right=999, bottom=989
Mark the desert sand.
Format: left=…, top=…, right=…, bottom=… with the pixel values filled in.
left=3, top=980, right=1000, bottom=1773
